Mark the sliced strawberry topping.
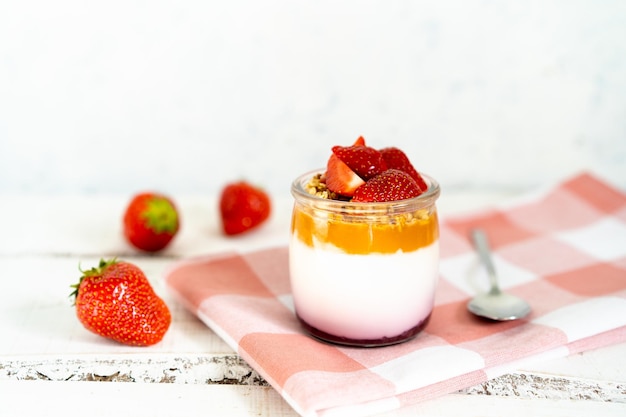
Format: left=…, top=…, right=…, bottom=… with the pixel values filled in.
left=332, top=145, right=388, bottom=180
left=352, top=169, right=423, bottom=202
left=353, top=135, right=366, bottom=146
left=325, top=154, right=366, bottom=197
left=379, top=147, right=428, bottom=191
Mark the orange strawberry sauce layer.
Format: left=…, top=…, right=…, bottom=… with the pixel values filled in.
left=291, top=208, right=438, bottom=255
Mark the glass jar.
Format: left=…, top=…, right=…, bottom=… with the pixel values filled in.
left=289, top=169, right=441, bottom=347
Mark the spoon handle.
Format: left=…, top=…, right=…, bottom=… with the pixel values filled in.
left=471, top=229, right=500, bottom=294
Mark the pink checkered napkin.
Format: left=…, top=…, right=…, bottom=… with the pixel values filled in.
left=165, top=172, right=626, bottom=417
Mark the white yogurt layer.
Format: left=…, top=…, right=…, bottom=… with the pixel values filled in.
left=289, top=236, right=440, bottom=341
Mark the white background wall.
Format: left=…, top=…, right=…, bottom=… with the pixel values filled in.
left=1, top=1, right=625, bottom=197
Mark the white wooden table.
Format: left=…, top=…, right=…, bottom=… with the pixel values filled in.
left=1, top=191, right=624, bottom=416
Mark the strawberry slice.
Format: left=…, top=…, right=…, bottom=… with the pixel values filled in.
left=325, top=154, right=365, bottom=197
left=352, top=169, right=423, bottom=202
left=379, top=147, right=428, bottom=191
left=332, top=145, right=388, bottom=180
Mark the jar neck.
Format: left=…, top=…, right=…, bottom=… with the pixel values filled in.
left=291, top=169, right=440, bottom=216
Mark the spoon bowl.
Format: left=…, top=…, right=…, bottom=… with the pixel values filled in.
left=468, top=291, right=531, bottom=321
left=467, top=229, right=531, bottom=321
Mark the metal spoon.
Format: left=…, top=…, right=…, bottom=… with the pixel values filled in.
left=467, top=229, right=531, bottom=321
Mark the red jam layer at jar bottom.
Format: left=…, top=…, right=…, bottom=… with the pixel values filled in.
left=296, top=313, right=432, bottom=347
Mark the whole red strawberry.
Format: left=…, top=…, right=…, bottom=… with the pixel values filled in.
left=123, top=192, right=180, bottom=252
left=71, top=259, right=171, bottom=346
left=219, top=181, right=271, bottom=235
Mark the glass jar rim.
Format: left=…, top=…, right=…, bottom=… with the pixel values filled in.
left=291, top=168, right=440, bottom=214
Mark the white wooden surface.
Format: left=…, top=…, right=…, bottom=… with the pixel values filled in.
left=0, top=191, right=625, bottom=416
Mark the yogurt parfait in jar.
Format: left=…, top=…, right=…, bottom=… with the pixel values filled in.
left=289, top=136, right=440, bottom=347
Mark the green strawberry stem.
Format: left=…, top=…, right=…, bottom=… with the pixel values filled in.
left=143, top=198, right=178, bottom=233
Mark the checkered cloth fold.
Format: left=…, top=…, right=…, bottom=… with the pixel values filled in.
left=165, top=172, right=626, bottom=417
